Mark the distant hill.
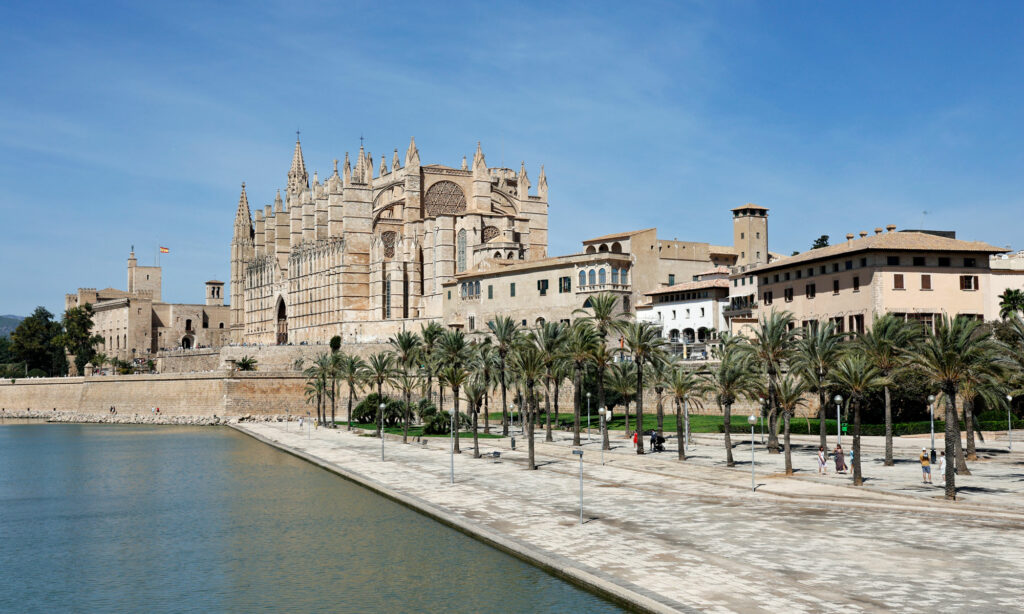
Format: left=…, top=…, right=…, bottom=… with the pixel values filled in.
left=0, top=315, right=24, bottom=338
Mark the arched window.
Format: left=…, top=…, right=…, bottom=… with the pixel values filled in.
left=507, top=252, right=514, bottom=259
left=620, top=268, right=628, bottom=284
left=494, top=251, right=502, bottom=259
left=474, top=280, right=480, bottom=297
left=585, top=245, right=596, bottom=254
left=588, top=269, right=596, bottom=285
left=457, top=229, right=467, bottom=272
left=578, top=270, right=586, bottom=287
left=599, top=244, right=609, bottom=253
left=598, top=269, right=606, bottom=285
left=460, top=283, right=467, bottom=298
left=611, top=242, right=622, bottom=253
left=611, top=268, right=619, bottom=284
left=536, top=317, right=545, bottom=326
left=219, top=322, right=224, bottom=329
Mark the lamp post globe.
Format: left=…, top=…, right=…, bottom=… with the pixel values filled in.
left=833, top=394, right=843, bottom=447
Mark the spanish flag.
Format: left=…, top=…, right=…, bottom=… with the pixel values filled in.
left=159, top=247, right=170, bottom=254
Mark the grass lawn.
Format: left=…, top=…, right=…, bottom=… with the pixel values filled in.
left=337, top=422, right=504, bottom=439
left=484, top=411, right=844, bottom=435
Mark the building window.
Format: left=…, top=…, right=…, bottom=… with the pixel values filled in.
left=763, top=291, right=773, bottom=305
left=887, top=256, right=900, bottom=266
left=537, top=279, right=549, bottom=296
left=807, top=268, right=814, bottom=277
left=805, top=283, right=816, bottom=299
left=938, top=257, right=950, bottom=267
left=833, top=279, right=840, bottom=294
left=913, top=256, right=926, bottom=266
left=588, top=270, right=596, bottom=285
left=832, top=263, right=839, bottom=273
left=964, top=257, right=976, bottom=267
left=849, top=314, right=865, bottom=334
left=447, top=290, right=451, bottom=300
left=510, top=282, right=516, bottom=297
left=562, top=276, right=572, bottom=293
left=599, top=269, right=606, bottom=285
left=700, top=307, right=705, bottom=317
left=612, top=269, right=619, bottom=284
left=893, top=274, right=904, bottom=290
left=960, top=275, right=979, bottom=291
left=845, top=260, right=853, bottom=270
left=468, top=316, right=475, bottom=331
left=853, top=276, right=860, bottom=292
left=620, top=269, right=628, bottom=284
left=796, top=270, right=802, bottom=279
left=921, top=274, right=932, bottom=290
left=384, top=275, right=392, bottom=319
left=773, top=274, right=780, bottom=283
left=579, top=270, right=586, bottom=287
left=672, top=310, right=676, bottom=319
left=474, top=280, right=480, bottom=297
left=740, top=232, right=745, bottom=239
left=860, top=258, right=867, bottom=267
left=668, top=274, right=675, bottom=285
left=784, top=288, right=794, bottom=302
left=456, top=229, right=467, bottom=272
left=488, top=285, right=493, bottom=299
left=785, top=272, right=791, bottom=281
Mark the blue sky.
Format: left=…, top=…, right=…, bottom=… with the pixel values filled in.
left=1, top=1, right=1022, bottom=316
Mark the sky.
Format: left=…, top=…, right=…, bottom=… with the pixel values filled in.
left=1, top=1, right=1022, bottom=317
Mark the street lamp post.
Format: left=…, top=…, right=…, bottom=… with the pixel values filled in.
left=306, top=411, right=310, bottom=440
left=833, top=394, right=843, bottom=447
left=509, top=403, right=516, bottom=450
left=587, top=392, right=592, bottom=440
left=572, top=449, right=584, bottom=525
left=1007, top=394, right=1014, bottom=452
left=380, top=402, right=386, bottom=461
left=758, top=396, right=765, bottom=444
left=449, top=407, right=456, bottom=484
left=928, top=394, right=936, bottom=462
left=748, top=414, right=757, bottom=492
left=600, top=408, right=611, bottom=465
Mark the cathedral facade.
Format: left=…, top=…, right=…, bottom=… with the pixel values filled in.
left=230, top=137, right=549, bottom=345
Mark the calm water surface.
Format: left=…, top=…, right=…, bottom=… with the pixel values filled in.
left=0, top=424, right=623, bottom=613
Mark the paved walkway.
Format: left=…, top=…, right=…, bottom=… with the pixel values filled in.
left=236, top=422, right=1024, bottom=613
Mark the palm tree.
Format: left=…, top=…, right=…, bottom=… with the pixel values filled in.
left=532, top=321, right=568, bottom=443
left=646, top=355, right=672, bottom=438
left=703, top=335, right=757, bottom=467
left=327, top=350, right=344, bottom=426
left=437, top=329, right=472, bottom=454
left=999, top=288, right=1024, bottom=320
left=393, top=370, right=419, bottom=444
left=235, top=355, right=258, bottom=371
left=619, top=321, right=666, bottom=454
left=420, top=321, right=445, bottom=404
left=831, top=354, right=890, bottom=486
left=956, top=372, right=1006, bottom=461
left=304, top=375, right=326, bottom=427
left=438, top=364, right=469, bottom=453
left=667, top=363, right=705, bottom=461
left=573, top=291, right=627, bottom=342
left=303, top=352, right=332, bottom=424
left=366, top=352, right=397, bottom=438
left=92, top=352, right=110, bottom=373
left=563, top=321, right=597, bottom=446
left=588, top=343, right=615, bottom=451
left=389, top=330, right=422, bottom=443
left=474, top=341, right=499, bottom=434
left=338, top=354, right=368, bottom=431
left=509, top=342, right=546, bottom=470
left=791, top=321, right=842, bottom=451
left=905, top=315, right=1004, bottom=498
left=775, top=374, right=808, bottom=475
left=463, top=376, right=488, bottom=459
left=745, top=311, right=798, bottom=454
left=606, top=361, right=637, bottom=439
left=487, top=316, right=520, bottom=436
left=856, top=315, right=918, bottom=466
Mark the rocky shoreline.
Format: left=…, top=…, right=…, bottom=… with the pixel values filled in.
left=0, top=409, right=298, bottom=426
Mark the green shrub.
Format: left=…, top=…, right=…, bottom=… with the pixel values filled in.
left=353, top=393, right=404, bottom=427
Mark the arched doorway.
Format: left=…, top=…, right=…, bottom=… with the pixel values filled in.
left=276, top=298, right=288, bottom=345
left=181, top=336, right=192, bottom=349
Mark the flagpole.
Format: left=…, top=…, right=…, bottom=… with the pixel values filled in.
left=156, top=246, right=160, bottom=267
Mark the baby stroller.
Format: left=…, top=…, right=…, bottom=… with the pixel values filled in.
left=647, top=430, right=666, bottom=452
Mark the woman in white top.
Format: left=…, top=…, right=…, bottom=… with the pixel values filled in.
left=817, top=446, right=827, bottom=474
left=937, top=451, right=946, bottom=484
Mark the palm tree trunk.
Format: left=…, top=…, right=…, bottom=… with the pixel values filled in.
left=767, top=375, right=780, bottom=453
left=675, top=398, right=686, bottom=461
left=347, top=386, right=354, bottom=431
left=331, top=380, right=337, bottom=427
left=527, top=385, right=537, bottom=470
left=572, top=367, right=582, bottom=446
left=484, top=392, right=490, bottom=434
left=623, top=401, right=630, bottom=438
left=453, top=386, right=461, bottom=454
left=376, top=383, right=383, bottom=438
left=598, top=369, right=610, bottom=451
left=500, top=365, right=509, bottom=436
left=545, top=380, right=553, bottom=443
left=403, top=388, right=410, bottom=444
left=952, top=410, right=970, bottom=475
left=853, top=398, right=863, bottom=486
left=883, top=385, right=894, bottom=466
left=783, top=412, right=793, bottom=475
left=818, top=390, right=828, bottom=451
left=472, top=403, right=480, bottom=459
left=684, top=399, right=691, bottom=448
left=943, top=390, right=958, bottom=500
left=635, top=363, right=645, bottom=455
left=723, top=401, right=734, bottom=467
left=964, top=398, right=977, bottom=461
left=553, top=378, right=561, bottom=438
left=656, top=390, right=664, bottom=437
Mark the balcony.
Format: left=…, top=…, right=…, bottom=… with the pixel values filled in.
left=578, top=283, right=630, bottom=293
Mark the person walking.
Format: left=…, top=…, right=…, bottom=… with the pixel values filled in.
left=920, top=447, right=932, bottom=484
left=817, top=446, right=827, bottom=475
left=937, top=451, right=946, bottom=485
left=834, top=444, right=847, bottom=473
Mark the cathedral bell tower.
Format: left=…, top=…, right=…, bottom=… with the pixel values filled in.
left=229, top=182, right=253, bottom=342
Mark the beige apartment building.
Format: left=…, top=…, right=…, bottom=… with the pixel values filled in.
left=443, top=205, right=771, bottom=332
left=987, top=250, right=1024, bottom=318
left=752, top=227, right=1007, bottom=333
left=65, top=252, right=230, bottom=365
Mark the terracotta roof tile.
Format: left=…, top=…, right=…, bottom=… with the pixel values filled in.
left=645, top=279, right=731, bottom=295
left=582, top=228, right=655, bottom=243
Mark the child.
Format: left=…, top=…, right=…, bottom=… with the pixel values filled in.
left=817, top=446, right=827, bottom=475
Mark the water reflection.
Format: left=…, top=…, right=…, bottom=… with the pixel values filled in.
left=0, top=424, right=623, bottom=613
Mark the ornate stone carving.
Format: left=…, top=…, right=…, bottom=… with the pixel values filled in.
left=382, top=231, right=397, bottom=258
left=482, top=225, right=499, bottom=242
left=424, top=181, right=467, bottom=217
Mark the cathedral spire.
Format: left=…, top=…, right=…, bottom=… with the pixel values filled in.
left=461, top=155, right=468, bottom=171
left=472, top=141, right=487, bottom=179
left=518, top=162, right=530, bottom=198
left=392, top=148, right=400, bottom=172
left=405, top=136, right=420, bottom=167
left=379, top=155, right=387, bottom=177
left=234, top=182, right=252, bottom=232
left=343, top=152, right=351, bottom=186
left=274, top=189, right=283, bottom=212
left=287, top=133, right=309, bottom=196
left=538, top=164, right=548, bottom=200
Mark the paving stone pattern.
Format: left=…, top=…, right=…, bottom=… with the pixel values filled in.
left=239, top=423, right=1024, bottom=613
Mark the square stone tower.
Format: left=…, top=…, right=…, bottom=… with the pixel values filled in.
left=127, top=251, right=162, bottom=302
left=731, top=204, right=769, bottom=266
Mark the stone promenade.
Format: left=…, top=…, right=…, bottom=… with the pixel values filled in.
left=234, top=422, right=1024, bottom=613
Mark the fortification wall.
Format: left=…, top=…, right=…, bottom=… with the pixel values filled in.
left=154, top=343, right=393, bottom=374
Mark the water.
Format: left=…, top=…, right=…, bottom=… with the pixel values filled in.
left=0, top=424, right=623, bottom=613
